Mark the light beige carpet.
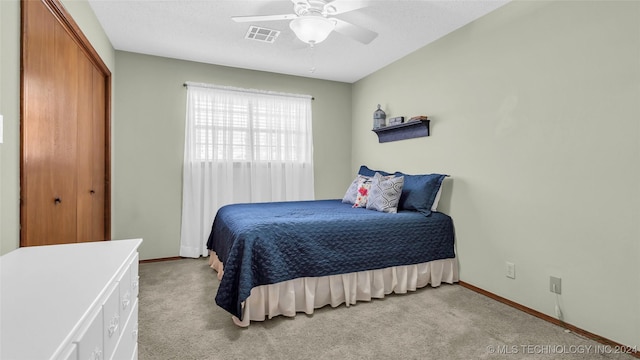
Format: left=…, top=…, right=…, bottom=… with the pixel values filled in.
left=138, top=258, right=635, bottom=360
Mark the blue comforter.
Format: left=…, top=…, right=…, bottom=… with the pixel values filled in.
left=207, top=199, right=455, bottom=319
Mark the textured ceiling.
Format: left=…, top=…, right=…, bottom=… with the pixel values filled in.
left=88, top=0, right=510, bottom=83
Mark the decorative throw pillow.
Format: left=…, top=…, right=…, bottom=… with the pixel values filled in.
left=342, top=174, right=370, bottom=204
left=352, top=178, right=372, bottom=208
left=394, top=172, right=447, bottom=216
left=366, top=172, right=404, bottom=213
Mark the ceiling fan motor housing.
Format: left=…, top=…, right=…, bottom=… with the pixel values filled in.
left=294, top=0, right=336, bottom=17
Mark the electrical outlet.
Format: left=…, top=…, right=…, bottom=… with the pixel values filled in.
left=506, top=262, right=515, bottom=279
left=550, top=276, right=562, bottom=294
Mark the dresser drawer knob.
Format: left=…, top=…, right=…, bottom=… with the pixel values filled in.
left=122, top=292, right=131, bottom=309
left=107, top=315, right=119, bottom=337
left=90, top=347, right=102, bottom=360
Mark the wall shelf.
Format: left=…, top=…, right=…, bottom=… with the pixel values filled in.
left=372, top=119, right=430, bottom=143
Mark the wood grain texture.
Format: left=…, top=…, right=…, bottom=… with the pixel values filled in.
left=20, top=0, right=111, bottom=246
left=77, top=51, right=94, bottom=242
left=91, top=66, right=107, bottom=241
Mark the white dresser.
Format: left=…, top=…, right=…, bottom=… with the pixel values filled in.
left=0, top=238, right=143, bottom=360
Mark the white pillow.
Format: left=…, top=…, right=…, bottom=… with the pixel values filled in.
left=342, top=175, right=370, bottom=204
left=431, top=185, right=443, bottom=212
left=352, top=177, right=372, bottom=208
left=366, top=172, right=404, bottom=213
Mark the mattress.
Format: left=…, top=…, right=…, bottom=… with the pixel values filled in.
left=207, top=199, right=456, bottom=320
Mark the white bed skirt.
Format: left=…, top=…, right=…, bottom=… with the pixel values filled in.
left=209, top=251, right=459, bottom=327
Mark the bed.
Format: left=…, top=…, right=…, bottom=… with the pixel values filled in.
left=207, top=167, right=458, bottom=326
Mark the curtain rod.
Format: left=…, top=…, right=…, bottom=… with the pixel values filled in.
left=183, top=82, right=314, bottom=100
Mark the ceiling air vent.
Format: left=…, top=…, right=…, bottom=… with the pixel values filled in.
left=245, top=26, right=280, bottom=43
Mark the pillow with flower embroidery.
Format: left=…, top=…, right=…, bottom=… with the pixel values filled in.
left=352, top=178, right=372, bottom=208
left=342, top=174, right=371, bottom=204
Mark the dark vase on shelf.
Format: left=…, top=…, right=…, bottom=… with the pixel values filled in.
left=373, top=104, right=386, bottom=129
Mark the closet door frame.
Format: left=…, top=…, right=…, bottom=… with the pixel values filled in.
left=20, top=0, right=111, bottom=246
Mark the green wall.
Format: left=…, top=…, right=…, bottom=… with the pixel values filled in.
left=0, top=0, right=20, bottom=255
left=352, top=0, right=639, bottom=350
left=62, top=0, right=115, bottom=69
left=112, top=52, right=352, bottom=260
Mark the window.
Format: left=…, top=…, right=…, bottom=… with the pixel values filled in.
left=180, top=82, right=315, bottom=258
left=188, top=85, right=313, bottom=164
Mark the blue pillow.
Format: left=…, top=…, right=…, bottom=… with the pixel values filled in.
left=394, top=172, right=447, bottom=216
left=358, top=165, right=392, bottom=177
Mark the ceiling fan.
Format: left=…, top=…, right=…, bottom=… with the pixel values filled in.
left=232, top=0, right=378, bottom=46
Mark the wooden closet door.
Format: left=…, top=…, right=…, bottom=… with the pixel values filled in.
left=22, top=0, right=79, bottom=245
left=76, top=52, right=95, bottom=242
left=90, top=68, right=108, bottom=242
left=78, top=66, right=107, bottom=242
left=21, top=0, right=111, bottom=246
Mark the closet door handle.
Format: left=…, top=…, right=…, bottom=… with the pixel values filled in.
left=54, top=197, right=61, bottom=204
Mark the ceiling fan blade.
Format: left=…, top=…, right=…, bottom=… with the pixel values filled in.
left=333, top=18, right=377, bottom=44
left=325, top=0, right=368, bottom=15
left=231, top=14, right=298, bottom=23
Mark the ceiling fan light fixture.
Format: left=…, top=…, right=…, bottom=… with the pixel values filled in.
left=289, top=16, right=336, bottom=45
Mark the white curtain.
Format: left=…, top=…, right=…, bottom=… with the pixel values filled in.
left=179, top=83, right=315, bottom=258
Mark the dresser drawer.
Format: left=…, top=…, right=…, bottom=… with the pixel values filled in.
left=102, top=284, right=121, bottom=360
left=111, top=299, right=138, bottom=360
left=119, top=262, right=133, bottom=324
left=120, top=253, right=140, bottom=321
left=131, top=253, right=140, bottom=299
left=75, top=307, right=103, bottom=360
